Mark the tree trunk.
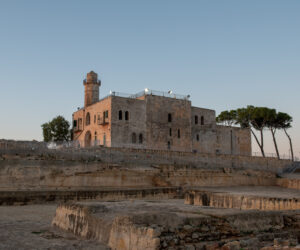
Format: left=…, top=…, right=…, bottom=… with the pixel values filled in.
left=284, top=128, right=294, bottom=161
left=271, top=128, right=280, bottom=159
left=259, top=129, right=265, bottom=157
left=250, top=129, right=265, bottom=157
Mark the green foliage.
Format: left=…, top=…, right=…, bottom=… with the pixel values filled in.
left=41, top=116, right=70, bottom=142
left=276, top=112, right=292, bottom=129
left=236, top=107, right=251, bottom=128
left=41, top=122, right=52, bottom=142
left=217, top=106, right=293, bottom=159
left=249, top=106, right=275, bottom=131
left=216, top=110, right=237, bottom=126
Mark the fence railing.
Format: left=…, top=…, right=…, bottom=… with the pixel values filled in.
left=252, top=151, right=299, bottom=161
left=76, top=89, right=191, bottom=110
left=108, top=89, right=190, bottom=100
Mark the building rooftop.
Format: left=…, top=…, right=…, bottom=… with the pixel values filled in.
left=77, top=89, right=190, bottom=111
left=107, top=89, right=190, bottom=100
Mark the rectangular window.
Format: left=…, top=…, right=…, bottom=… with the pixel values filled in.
left=73, top=120, right=77, bottom=127
left=178, top=129, right=181, bottom=139
left=102, top=111, right=109, bottom=124
left=78, top=118, right=82, bottom=130
left=168, top=113, right=172, bottom=122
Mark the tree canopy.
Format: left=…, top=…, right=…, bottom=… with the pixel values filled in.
left=216, top=106, right=294, bottom=160
left=41, top=116, right=70, bottom=142
left=216, top=110, right=237, bottom=126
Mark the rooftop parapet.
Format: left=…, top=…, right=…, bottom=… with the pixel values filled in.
left=76, top=89, right=190, bottom=111
left=106, top=89, right=190, bottom=101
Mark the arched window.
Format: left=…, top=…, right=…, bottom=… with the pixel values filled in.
left=119, top=110, right=122, bottom=120
left=177, top=129, right=181, bottom=139
left=86, top=112, right=90, bottom=126
left=168, top=113, right=172, bottom=122
left=125, top=111, right=129, bottom=121
left=201, top=116, right=204, bottom=125
left=132, top=133, right=137, bottom=143
left=195, top=115, right=198, bottom=125
left=139, top=134, right=143, bottom=144
left=167, top=141, right=171, bottom=150
left=196, top=134, right=200, bottom=141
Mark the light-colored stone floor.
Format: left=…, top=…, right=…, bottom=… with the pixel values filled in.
left=0, top=204, right=108, bottom=250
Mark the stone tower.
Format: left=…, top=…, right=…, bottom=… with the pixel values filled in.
left=84, top=71, right=101, bottom=107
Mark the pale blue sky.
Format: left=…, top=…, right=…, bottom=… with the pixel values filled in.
left=0, top=1, right=299, bottom=158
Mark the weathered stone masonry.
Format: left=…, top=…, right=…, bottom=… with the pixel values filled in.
left=73, top=71, right=251, bottom=155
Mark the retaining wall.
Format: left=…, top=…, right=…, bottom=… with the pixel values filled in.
left=0, top=160, right=278, bottom=192
left=0, top=140, right=292, bottom=174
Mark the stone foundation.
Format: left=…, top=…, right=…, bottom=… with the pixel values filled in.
left=185, top=186, right=300, bottom=210
left=52, top=200, right=300, bottom=250
left=0, top=187, right=181, bottom=205
left=277, top=177, right=300, bottom=190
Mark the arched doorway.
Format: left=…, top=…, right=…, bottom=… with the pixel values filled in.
left=84, top=131, right=92, bottom=147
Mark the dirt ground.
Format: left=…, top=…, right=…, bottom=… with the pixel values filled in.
left=0, top=204, right=108, bottom=250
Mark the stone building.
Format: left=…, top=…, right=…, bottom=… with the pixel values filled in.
left=72, top=71, right=251, bottom=155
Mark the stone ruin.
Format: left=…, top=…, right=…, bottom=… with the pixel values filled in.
left=0, top=140, right=300, bottom=249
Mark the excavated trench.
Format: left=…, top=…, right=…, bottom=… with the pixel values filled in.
left=52, top=200, right=300, bottom=250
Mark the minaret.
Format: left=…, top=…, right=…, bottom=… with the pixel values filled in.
left=84, top=71, right=101, bottom=107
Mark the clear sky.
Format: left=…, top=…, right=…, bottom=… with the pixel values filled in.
left=0, top=0, right=299, bottom=159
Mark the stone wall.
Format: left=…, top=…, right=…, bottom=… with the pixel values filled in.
left=73, top=79, right=252, bottom=154
left=52, top=201, right=300, bottom=250
left=111, top=96, right=146, bottom=149
left=277, top=178, right=300, bottom=190
left=185, top=190, right=300, bottom=210
left=191, top=107, right=216, bottom=154
left=0, top=187, right=180, bottom=205
left=216, top=125, right=252, bottom=156
left=73, top=96, right=112, bottom=147
left=0, top=158, right=280, bottom=192
left=52, top=203, right=161, bottom=250
left=0, top=140, right=292, bottom=174
left=145, top=95, right=192, bottom=152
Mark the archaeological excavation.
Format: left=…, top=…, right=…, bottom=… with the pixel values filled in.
left=0, top=139, right=300, bottom=250
left=0, top=72, right=299, bottom=250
